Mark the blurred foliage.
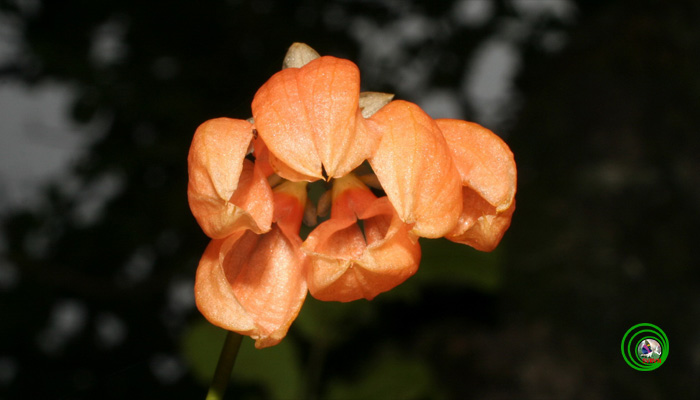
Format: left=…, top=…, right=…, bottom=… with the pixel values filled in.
left=183, top=321, right=303, bottom=399
left=1, top=0, right=699, bottom=399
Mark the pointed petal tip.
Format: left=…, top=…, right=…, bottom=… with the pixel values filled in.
left=283, top=43, right=321, bottom=69
left=359, top=91, right=395, bottom=118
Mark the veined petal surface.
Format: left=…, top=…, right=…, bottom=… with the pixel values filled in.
left=188, top=118, right=273, bottom=238
left=446, top=187, right=515, bottom=252
left=252, top=56, right=378, bottom=180
left=195, top=226, right=307, bottom=349
left=296, top=56, right=380, bottom=178
left=368, top=100, right=462, bottom=238
left=252, top=67, right=321, bottom=181
left=436, top=119, right=516, bottom=211
left=303, top=178, right=420, bottom=302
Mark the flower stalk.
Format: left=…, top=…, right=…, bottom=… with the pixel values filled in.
left=205, top=330, right=244, bottom=400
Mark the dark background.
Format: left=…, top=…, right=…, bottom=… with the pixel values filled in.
left=1, top=0, right=699, bottom=399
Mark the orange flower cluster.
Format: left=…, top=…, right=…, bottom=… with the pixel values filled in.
left=188, top=44, right=516, bottom=348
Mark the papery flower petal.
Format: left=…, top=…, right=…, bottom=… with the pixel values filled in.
left=368, top=100, right=462, bottom=238
left=252, top=67, right=321, bottom=181
left=435, top=119, right=516, bottom=251
left=195, top=226, right=307, bottom=349
left=303, top=176, right=421, bottom=302
left=436, top=119, right=516, bottom=212
left=296, top=56, right=380, bottom=178
left=252, top=56, right=379, bottom=180
left=252, top=138, right=312, bottom=188
left=251, top=136, right=275, bottom=177
left=271, top=180, right=308, bottom=237
left=446, top=187, right=515, bottom=252
left=252, top=139, right=316, bottom=197
left=188, top=118, right=273, bottom=238
left=194, top=182, right=308, bottom=349
left=194, top=235, right=255, bottom=333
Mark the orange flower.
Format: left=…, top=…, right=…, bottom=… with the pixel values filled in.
left=437, top=119, right=517, bottom=251
left=366, top=100, right=463, bottom=238
left=302, top=173, right=421, bottom=302
left=188, top=43, right=516, bottom=348
left=187, top=118, right=273, bottom=238
left=251, top=54, right=380, bottom=181
left=194, top=181, right=307, bottom=348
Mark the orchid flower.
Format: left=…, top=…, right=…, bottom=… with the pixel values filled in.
left=188, top=43, right=516, bottom=348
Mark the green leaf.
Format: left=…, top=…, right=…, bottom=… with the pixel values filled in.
left=401, top=238, right=504, bottom=297
left=181, top=319, right=228, bottom=386
left=325, top=348, right=445, bottom=400
left=293, top=295, right=377, bottom=345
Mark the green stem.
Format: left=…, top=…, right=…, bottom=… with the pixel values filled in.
left=206, top=330, right=244, bottom=400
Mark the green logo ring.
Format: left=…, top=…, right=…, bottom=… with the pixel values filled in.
left=621, top=323, right=668, bottom=371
